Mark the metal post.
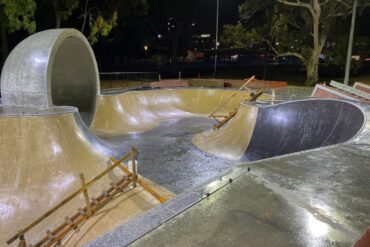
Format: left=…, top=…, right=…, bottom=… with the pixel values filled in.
left=344, top=0, right=358, bottom=85
left=79, top=173, right=92, bottom=216
left=131, top=150, right=137, bottom=188
left=213, top=0, right=220, bottom=79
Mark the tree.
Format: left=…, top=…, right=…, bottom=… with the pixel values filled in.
left=79, top=0, right=147, bottom=44
left=221, top=0, right=370, bottom=86
left=51, top=0, right=79, bottom=28
left=0, top=0, right=36, bottom=66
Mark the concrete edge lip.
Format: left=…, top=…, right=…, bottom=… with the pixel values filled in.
left=242, top=97, right=368, bottom=144
left=0, top=105, right=78, bottom=117
left=84, top=166, right=246, bottom=247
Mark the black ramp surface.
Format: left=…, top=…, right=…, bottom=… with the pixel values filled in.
left=244, top=99, right=365, bottom=161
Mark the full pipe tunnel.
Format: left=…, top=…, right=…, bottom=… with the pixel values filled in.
left=243, top=99, right=365, bottom=161
left=0, top=29, right=99, bottom=126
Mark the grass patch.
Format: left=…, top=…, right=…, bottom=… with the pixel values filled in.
left=101, top=80, right=152, bottom=90
left=187, top=79, right=224, bottom=87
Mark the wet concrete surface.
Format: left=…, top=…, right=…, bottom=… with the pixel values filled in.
left=101, top=117, right=241, bottom=194
left=128, top=143, right=370, bottom=247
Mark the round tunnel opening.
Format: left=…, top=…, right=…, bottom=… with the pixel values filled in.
left=51, top=36, right=98, bottom=126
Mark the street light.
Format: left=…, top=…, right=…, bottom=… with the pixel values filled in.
left=144, top=45, right=148, bottom=58
left=213, top=0, right=220, bottom=79
left=344, top=0, right=358, bottom=85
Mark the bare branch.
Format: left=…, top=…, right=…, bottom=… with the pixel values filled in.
left=265, top=40, right=305, bottom=61
left=321, top=0, right=330, bottom=5
left=276, top=52, right=305, bottom=61
left=287, top=20, right=303, bottom=30
left=336, top=0, right=351, bottom=8
left=277, top=0, right=315, bottom=16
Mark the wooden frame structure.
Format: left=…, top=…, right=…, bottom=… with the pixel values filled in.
left=7, top=147, right=167, bottom=247
left=211, top=78, right=265, bottom=130
left=208, top=75, right=255, bottom=119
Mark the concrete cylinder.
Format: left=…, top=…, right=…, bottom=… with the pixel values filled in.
left=0, top=29, right=100, bottom=126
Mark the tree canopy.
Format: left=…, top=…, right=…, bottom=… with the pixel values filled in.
left=0, top=0, right=36, bottom=33
left=221, top=0, right=370, bottom=85
left=80, top=0, right=147, bottom=44
left=0, top=0, right=148, bottom=66
left=0, top=0, right=36, bottom=65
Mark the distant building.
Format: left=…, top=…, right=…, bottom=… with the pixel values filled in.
left=189, top=33, right=215, bottom=51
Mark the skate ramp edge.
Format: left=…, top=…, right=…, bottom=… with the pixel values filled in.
left=195, top=99, right=366, bottom=161
left=192, top=105, right=259, bottom=161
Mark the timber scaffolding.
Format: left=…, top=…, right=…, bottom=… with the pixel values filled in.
left=7, top=147, right=167, bottom=247
left=209, top=76, right=265, bottom=130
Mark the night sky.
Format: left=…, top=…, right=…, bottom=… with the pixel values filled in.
left=3, top=0, right=369, bottom=72
left=191, top=0, right=245, bottom=33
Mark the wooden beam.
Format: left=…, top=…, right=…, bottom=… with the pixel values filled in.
left=7, top=148, right=134, bottom=245
left=35, top=177, right=133, bottom=247
left=209, top=75, right=255, bottom=118
left=132, top=150, right=137, bottom=188
left=111, top=158, right=167, bottom=203
left=43, top=178, right=133, bottom=247
left=79, top=173, right=92, bottom=216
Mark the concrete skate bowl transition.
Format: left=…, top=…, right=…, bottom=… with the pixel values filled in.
left=0, top=108, right=128, bottom=246
left=90, top=89, right=270, bottom=136
left=0, top=29, right=99, bottom=126
left=194, top=99, right=366, bottom=161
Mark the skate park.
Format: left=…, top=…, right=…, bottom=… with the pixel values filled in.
left=1, top=29, right=370, bottom=247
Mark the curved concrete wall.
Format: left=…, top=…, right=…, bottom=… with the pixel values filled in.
left=0, top=29, right=99, bottom=126
left=244, top=99, right=365, bottom=161
left=0, top=112, right=119, bottom=245
left=91, top=89, right=271, bottom=136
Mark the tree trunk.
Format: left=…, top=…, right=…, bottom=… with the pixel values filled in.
left=306, top=0, right=322, bottom=87
left=305, top=51, right=320, bottom=86
left=55, top=14, right=61, bottom=28
left=306, top=57, right=319, bottom=86
left=0, top=18, right=8, bottom=67
left=81, top=0, right=90, bottom=33
left=52, top=0, right=61, bottom=28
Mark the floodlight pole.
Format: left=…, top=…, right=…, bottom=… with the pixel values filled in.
left=344, top=0, right=358, bottom=85
left=213, top=0, right=219, bottom=79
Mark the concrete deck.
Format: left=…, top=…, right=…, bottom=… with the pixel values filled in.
left=129, top=143, right=370, bottom=247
